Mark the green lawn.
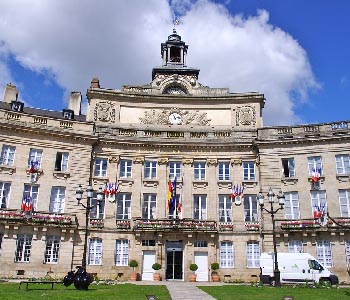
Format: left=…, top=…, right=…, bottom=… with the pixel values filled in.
left=200, top=285, right=350, bottom=300
left=0, top=283, right=171, bottom=300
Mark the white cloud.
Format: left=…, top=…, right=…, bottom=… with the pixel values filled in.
left=0, top=0, right=318, bottom=125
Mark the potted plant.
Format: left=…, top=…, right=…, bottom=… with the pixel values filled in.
left=129, top=259, right=138, bottom=281
left=211, top=262, right=220, bottom=282
left=189, top=263, right=198, bottom=282
left=152, top=263, right=161, bottom=281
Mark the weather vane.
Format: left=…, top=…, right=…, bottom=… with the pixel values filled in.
left=173, top=14, right=180, bottom=30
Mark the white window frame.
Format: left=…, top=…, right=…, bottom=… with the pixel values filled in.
left=244, top=195, right=258, bottom=222
left=94, top=158, right=107, bottom=177
left=15, top=234, right=32, bottom=262
left=54, top=152, right=69, bottom=172
left=120, top=159, right=132, bottom=178
left=169, top=161, right=181, bottom=180
left=218, top=195, right=232, bottom=222
left=243, top=161, right=255, bottom=180
left=193, top=194, right=207, bottom=220
left=142, top=193, right=157, bottom=219
left=339, top=189, right=350, bottom=217
left=115, top=239, right=129, bottom=266
left=28, top=148, right=43, bottom=169
left=90, top=192, right=105, bottom=219
left=23, top=184, right=39, bottom=211
left=336, top=155, right=350, bottom=175
left=218, top=161, right=230, bottom=181
left=194, top=161, right=206, bottom=180
left=88, top=238, right=103, bottom=265
left=345, top=240, right=350, bottom=264
left=49, top=186, right=65, bottom=213
left=307, top=156, right=323, bottom=176
left=310, top=190, right=327, bottom=217
left=0, top=181, right=11, bottom=209
left=281, top=157, right=296, bottom=177
left=316, top=240, right=333, bottom=267
left=246, top=241, right=260, bottom=268
left=144, top=160, right=157, bottom=179
left=116, top=193, right=131, bottom=220
left=44, top=235, right=60, bottom=264
left=220, top=241, right=234, bottom=268
left=0, top=144, right=16, bottom=166
left=284, top=192, right=300, bottom=220
left=288, top=240, right=303, bottom=253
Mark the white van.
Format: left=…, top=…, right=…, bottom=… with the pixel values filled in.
left=260, top=252, right=339, bottom=286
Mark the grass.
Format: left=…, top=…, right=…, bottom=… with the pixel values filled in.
left=0, top=283, right=171, bottom=300
left=199, top=285, right=350, bottom=300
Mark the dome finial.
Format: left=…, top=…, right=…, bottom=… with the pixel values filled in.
left=173, top=14, right=180, bottom=33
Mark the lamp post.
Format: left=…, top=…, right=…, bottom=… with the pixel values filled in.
left=66, top=184, right=104, bottom=290
left=258, top=187, right=285, bottom=287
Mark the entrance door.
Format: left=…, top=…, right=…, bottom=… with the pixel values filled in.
left=142, top=250, right=156, bottom=281
left=194, top=251, right=208, bottom=281
left=166, top=241, right=183, bottom=280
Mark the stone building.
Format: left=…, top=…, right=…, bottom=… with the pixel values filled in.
left=0, top=29, right=350, bottom=283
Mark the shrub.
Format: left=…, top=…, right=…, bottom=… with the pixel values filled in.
left=211, top=262, right=219, bottom=271
left=189, top=263, right=198, bottom=272
left=152, top=263, right=161, bottom=271
left=129, top=260, right=138, bottom=270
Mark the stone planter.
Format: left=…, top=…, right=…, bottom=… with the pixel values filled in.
left=211, top=273, right=220, bottom=282
left=153, top=272, right=161, bottom=281
left=189, top=273, right=197, bottom=282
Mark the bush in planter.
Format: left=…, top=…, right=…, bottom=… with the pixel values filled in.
left=152, top=263, right=161, bottom=271
left=129, top=259, right=138, bottom=270
left=129, top=260, right=139, bottom=281
left=189, top=263, right=198, bottom=272
left=211, top=262, right=220, bottom=274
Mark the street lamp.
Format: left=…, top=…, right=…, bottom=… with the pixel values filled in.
left=258, top=187, right=285, bottom=287
left=64, top=184, right=104, bottom=290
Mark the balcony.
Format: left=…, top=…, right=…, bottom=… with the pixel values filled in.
left=276, top=217, right=350, bottom=231
left=0, top=209, right=76, bottom=227
left=133, top=218, right=217, bottom=232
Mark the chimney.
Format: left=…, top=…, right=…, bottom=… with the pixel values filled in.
left=3, top=83, right=18, bottom=103
left=68, top=91, right=82, bottom=116
left=90, top=77, right=100, bottom=89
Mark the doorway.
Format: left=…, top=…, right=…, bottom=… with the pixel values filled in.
left=142, top=250, right=156, bottom=281
left=166, top=241, right=183, bottom=280
left=194, top=251, right=208, bottom=281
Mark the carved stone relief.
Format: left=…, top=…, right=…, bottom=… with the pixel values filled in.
left=94, top=101, right=116, bottom=123
left=139, top=108, right=211, bottom=126
left=236, top=106, right=256, bottom=126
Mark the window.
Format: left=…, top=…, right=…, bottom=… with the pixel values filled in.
left=116, top=193, right=131, bottom=220
left=218, top=161, right=230, bottom=181
left=310, top=190, right=327, bottom=217
left=120, top=159, right=132, bottom=178
left=219, top=195, right=232, bottom=222
left=142, top=240, right=156, bottom=246
left=169, top=161, right=181, bottom=180
left=142, top=194, right=157, bottom=219
left=243, top=161, right=255, bottom=180
left=220, top=241, right=234, bottom=268
left=194, top=241, right=208, bottom=247
left=144, top=160, right=157, bottom=179
left=345, top=241, right=350, bottom=264
left=307, top=156, right=322, bottom=176
left=194, top=161, right=206, bottom=180
left=0, top=233, right=3, bottom=256
left=54, top=152, right=69, bottom=172
left=0, top=181, right=11, bottom=208
left=15, top=234, right=32, bottom=262
left=23, top=184, right=39, bottom=211
left=288, top=240, right=303, bottom=253
left=90, top=192, right=105, bottom=219
left=49, top=187, right=65, bottom=213
left=284, top=192, right=300, bottom=220
left=115, top=239, right=129, bottom=266
left=44, top=236, right=60, bottom=263
left=244, top=195, right=258, bottom=222
left=28, top=148, right=43, bottom=169
left=281, top=158, right=296, bottom=177
left=316, top=240, right=333, bottom=267
left=193, top=195, right=207, bottom=220
left=339, top=189, right=350, bottom=217
left=94, top=158, right=107, bottom=177
left=336, top=155, right=350, bottom=175
left=0, top=145, right=16, bottom=166
left=246, top=241, right=260, bottom=268
left=88, top=238, right=102, bottom=265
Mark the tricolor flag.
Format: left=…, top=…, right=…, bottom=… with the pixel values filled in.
left=311, top=167, right=321, bottom=182
left=230, top=184, right=245, bottom=199
left=21, top=194, right=33, bottom=212
left=169, top=177, right=177, bottom=215
left=29, top=160, right=39, bottom=173
left=167, top=179, right=173, bottom=212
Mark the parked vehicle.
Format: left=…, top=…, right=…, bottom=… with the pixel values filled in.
left=260, top=252, right=339, bottom=286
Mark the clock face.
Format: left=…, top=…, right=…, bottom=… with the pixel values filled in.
left=168, top=112, right=182, bottom=125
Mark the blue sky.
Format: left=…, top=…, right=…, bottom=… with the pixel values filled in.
left=0, top=0, right=349, bottom=125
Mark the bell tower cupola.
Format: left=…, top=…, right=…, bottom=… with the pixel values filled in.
left=161, top=28, right=188, bottom=67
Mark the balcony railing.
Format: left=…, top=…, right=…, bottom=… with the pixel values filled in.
left=133, top=218, right=217, bottom=232
left=276, top=218, right=350, bottom=231
left=0, top=209, right=76, bottom=227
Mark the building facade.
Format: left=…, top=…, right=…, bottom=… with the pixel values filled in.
left=0, top=29, right=350, bottom=283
